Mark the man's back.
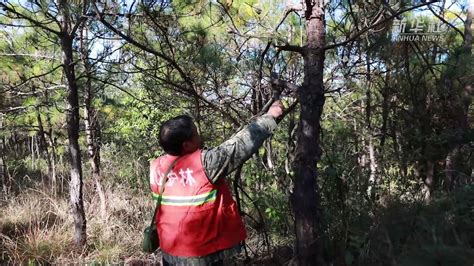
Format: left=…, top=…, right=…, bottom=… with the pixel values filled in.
left=152, top=102, right=283, bottom=265
left=150, top=150, right=246, bottom=257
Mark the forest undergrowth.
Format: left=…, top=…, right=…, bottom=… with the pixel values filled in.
left=1, top=169, right=473, bottom=265
left=0, top=181, right=157, bottom=264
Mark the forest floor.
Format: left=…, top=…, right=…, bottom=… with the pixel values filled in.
left=0, top=180, right=290, bottom=265
left=0, top=181, right=155, bottom=264
left=2, top=178, right=473, bottom=265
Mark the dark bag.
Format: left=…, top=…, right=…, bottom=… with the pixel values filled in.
left=142, top=225, right=160, bottom=253
left=142, top=158, right=178, bottom=253
left=142, top=196, right=162, bottom=253
left=142, top=223, right=159, bottom=253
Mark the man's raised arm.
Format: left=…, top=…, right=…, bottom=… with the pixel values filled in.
left=202, top=101, right=284, bottom=183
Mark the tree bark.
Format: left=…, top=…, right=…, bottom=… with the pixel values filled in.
left=264, top=141, right=274, bottom=170
left=444, top=146, right=458, bottom=191
left=44, top=91, right=58, bottom=194
left=463, top=1, right=473, bottom=57
left=422, top=161, right=434, bottom=201
left=367, top=136, right=378, bottom=199
left=59, top=0, right=87, bottom=248
left=365, top=55, right=378, bottom=200
left=291, top=1, right=326, bottom=265
left=1, top=137, right=8, bottom=194
left=285, top=111, right=296, bottom=175
left=0, top=107, right=7, bottom=193
left=32, top=86, right=54, bottom=188
left=81, top=23, right=107, bottom=222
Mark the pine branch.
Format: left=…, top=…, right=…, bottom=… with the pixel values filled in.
left=0, top=2, right=61, bottom=35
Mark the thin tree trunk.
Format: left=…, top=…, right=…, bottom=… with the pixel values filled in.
left=367, top=136, right=378, bottom=199
left=365, top=55, right=378, bottom=199
left=422, top=161, right=434, bottom=201
left=285, top=111, right=296, bottom=175
left=31, top=136, right=35, bottom=169
left=251, top=83, right=258, bottom=115
left=463, top=2, right=473, bottom=58
left=33, top=87, right=54, bottom=187
left=444, top=147, right=458, bottom=191
left=264, top=141, right=274, bottom=170
left=81, top=23, right=107, bottom=222
left=44, top=91, right=57, bottom=194
left=84, top=89, right=106, bottom=222
left=59, top=0, right=87, bottom=248
left=1, top=137, right=8, bottom=194
left=291, top=1, right=326, bottom=265
left=380, top=69, right=391, bottom=148
left=0, top=113, right=7, bottom=193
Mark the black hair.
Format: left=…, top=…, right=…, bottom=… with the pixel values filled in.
left=159, top=115, right=194, bottom=156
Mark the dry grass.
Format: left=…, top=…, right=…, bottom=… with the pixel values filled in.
left=0, top=183, right=161, bottom=264
left=0, top=178, right=288, bottom=265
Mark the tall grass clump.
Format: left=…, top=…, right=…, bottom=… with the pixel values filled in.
left=0, top=181, right=160, bottom=264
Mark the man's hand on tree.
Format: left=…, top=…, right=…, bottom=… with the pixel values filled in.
left=267, top=100, right=284, bottom=119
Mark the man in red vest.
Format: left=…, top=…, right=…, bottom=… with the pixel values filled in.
left=150, top=101, right=284, bottom=265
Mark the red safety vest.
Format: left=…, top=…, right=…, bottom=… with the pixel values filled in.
left=149, top=149, right=247, bottom=257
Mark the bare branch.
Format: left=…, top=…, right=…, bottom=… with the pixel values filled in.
left=148, top=71, right=242, bottom=127
left=428, top=5, right=464, bottom=39
left=91, top=0, right=194, bottom=89
left=0, top=105, right=32, bottom=113
left=90, top=76, right=153, bottom=105
left=0, top=53, right=60, bottom=60
left=6, top=64, right=63, bottom=91
left=10, top=85, right=66, bottom=97
left=216, top=0, right=241, bottom=35
left=271, top=78, right=301, bottom=92
left=275, top=44, right=305, bottom=54
left=71, top=16, right=88, bottom=36
left=276, top=4, right=303, bottom=31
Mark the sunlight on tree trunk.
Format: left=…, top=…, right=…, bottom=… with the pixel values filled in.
left=59, top=0, right=87, bottom=249
left=291, top=1, right=326, bottom=265
left=81, top=24, right=107, bottom=223
left=44, top=94, right=58, bottom=195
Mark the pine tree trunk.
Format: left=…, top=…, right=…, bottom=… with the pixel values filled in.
left=44, top=91, right=57, bottom=194
left=464, top=2, right=473, bottom=57
left=285, top=111, right=296, bottom=175
left=291, top=1, right=326, bottom=265
left=33, top=87, right=54, bottom=187
left=444, top=147, right=458, bottom=191
left=81, top=25, right=107, bottom=222
left=367, top=136, right=378, bottom=199
left=84, top=91, right=106, bottom=222
left=1, top=137, right=8, bottom=194
left=365, top=57, right=378, bottom=199
left=59, top=0, right=87, bottom=248
left=422, top=161, right=434, bottom=201
left=265, top=141, right=274, bottom=170
left=0, top=113, right=6, bottom=193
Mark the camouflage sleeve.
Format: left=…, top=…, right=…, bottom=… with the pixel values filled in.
left=201, top=114, right=278, bottom=183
